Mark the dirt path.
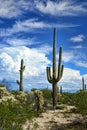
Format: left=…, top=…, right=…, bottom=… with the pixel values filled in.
left=23, top=105, right=83, bottom=130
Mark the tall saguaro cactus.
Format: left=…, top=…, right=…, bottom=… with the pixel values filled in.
left=17, top=59, right=25, bottom=91
left=46, top=27, right=64, bottom=108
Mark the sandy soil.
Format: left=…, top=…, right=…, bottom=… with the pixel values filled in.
left=23, top=105, right=83, bottom=130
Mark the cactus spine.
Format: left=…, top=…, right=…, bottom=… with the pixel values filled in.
left=46, top=28, right=64, bottom=108
left=17, top=59, right=25, bottom=91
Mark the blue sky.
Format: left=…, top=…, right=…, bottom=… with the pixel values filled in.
left=0, top=0, right=87, bottom=92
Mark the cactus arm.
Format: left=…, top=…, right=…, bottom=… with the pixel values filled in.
left=57, top=64, right=64, bottom=82
left=23, top=66, right=25, bottom=71
left=46, top=67, right=53, bottom=83
left=16, top=80, right=20, bottom=85
left=55, top=47, right=62, bottom=82
left=53, top=27, right=57, bottom=80
left=60, top=65, right=64, bottom=80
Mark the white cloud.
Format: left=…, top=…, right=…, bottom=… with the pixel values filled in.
left=71, top=45, right=83, bottom=49
left=70, top=34, right=85, bottom=42
left=6, top=37, right=40, bottom=46
left=0, top=18, right=80, bottom=37
left=0, top=46, right=51, bottom=89
left=75, top=61, right=87, bottom=68
left=62, top=50, right=87, bottom=69
left=35, top=0, right=87, bottom=16
left=34, top=44, right=52, bottom=54
left=59, top=68, right=82, bottom=92
left=0, top=46, right=50, bottom=76
left=62, top=51, right=74, bottom=62
left=0, top=0, right=86, bottom=19
left=0, top=46, right=86, bottom=92
left=0, top=0, right=31, bottom=18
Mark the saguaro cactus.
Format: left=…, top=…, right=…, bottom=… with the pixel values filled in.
left=46, top=27, right=64, bottom=108
left=82, top=77, right=85, bottom=90
left=85, top=84, right=86, bottom=90
left=17, top=59, right=25, bottom=91
left=60, top=86, right=62, bottom=94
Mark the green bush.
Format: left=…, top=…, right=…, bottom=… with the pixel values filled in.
left=59, top=92, right=75, bottom=105
left=0, top=90, right=38, bottom=130
left=0, top=84, right=4, bottom=87
left=41, top=88, right=52, bottom=100
left=60, top=91, right=87, bottom=115
left=0, top=100, right=37, bottom=129
left=73, top=91, right=87, bottom=115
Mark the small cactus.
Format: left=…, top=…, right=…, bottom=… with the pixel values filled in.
left=34, top=90, right=44, bottom=112
left=17, top=59, right=25, bottom=91
left=60, top=86, right=62, bottom=94
left=82, top=77, right=85, bottom=90
left=85, top=84, right=86, bottom=90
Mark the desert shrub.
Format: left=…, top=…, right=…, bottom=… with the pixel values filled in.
left=73, top=91, right=87, bottom=115
left=0, top=83, right=4, bottom=87
left=0, top=87, right=12, bottom=98
left=41, top=88, right=52, bottom=100
left=0, top=89, right=39, bottom=129
left=59, top=92, right=75, bottom=105
left=60, top=91, right=87, bottom=115
left=0, top=97, right=37, bottom=130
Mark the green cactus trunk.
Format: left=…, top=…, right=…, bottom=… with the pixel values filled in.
left=17, top=59, right=25, bottom=91
left=60, top=86, right=62, bottom=94
left=20, top=62, right=23, bottom=91
left=52, top=83, right=57, bottom=107
left=85, top=84, right=86, bottom=90
left=46, top=28, right=64, bottom=108
left=82, top=77, right=85, bottom=90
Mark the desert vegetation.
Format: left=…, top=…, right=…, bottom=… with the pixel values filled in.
left=0, top=84, right=87, bottom=130
left=0, top=28, right=87, bottom=130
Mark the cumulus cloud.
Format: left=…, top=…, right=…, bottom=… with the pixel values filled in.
left=0, top=46, right=51, bottom=90
left=62, top=50, right=87, bottom=69
left=35, top=0, right=87, bottom=16
left=62, top=51, right=74, bottom=62
left=0, top=46, right=84, bottom=92
left=59, top=68, right=82, bottom=92
left=0, top=46, right=50, bottom=75
left=34, top=44, right=52, bottom=54
left=70, top=34, right=85, bottom=42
